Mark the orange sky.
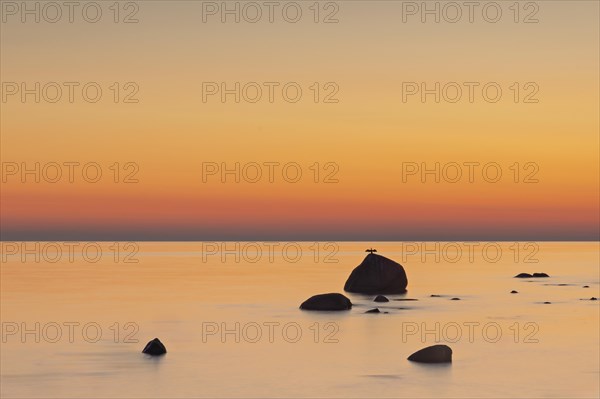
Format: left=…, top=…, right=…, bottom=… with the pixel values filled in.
left=1, top=1, right=598, bottom=240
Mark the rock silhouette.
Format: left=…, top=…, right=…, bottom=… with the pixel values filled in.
left=344, top=253, right=408, bottom=294
left=511, top=290, right=518, bottom=294
left=515, top=273, right=533, bottom=278
left=515, top=272, right=549, bottom=278
left=450, top=297, right=461, bottom=301
left=374, top=295, right=389, bottom=303
left=365, top=308, right=381, bottom=313
left=300, top=293, right=352, bottom=311
left=532, top=273, right=550, bottom=278
left=142, top=338, right=167, bottom=356
left=408, top=345, right=452, bottom=363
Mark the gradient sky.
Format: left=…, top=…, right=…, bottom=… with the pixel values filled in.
left=1, top=1, right=599, bottom=240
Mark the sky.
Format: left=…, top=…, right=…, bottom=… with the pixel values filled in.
left=1, top=1, right=599, bottom=241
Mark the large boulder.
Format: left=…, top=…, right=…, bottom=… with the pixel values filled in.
left=344, top=254, right=408, bottom=294
left=142, top=338, right=167, bottom=356
left=300, top=293, right=352, bottom=311
left=408, top=345, right=452, bottom=363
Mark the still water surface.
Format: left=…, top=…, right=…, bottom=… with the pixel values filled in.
left=1, top=242, right=598, bottom=398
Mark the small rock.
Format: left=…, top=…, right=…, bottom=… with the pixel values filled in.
left=450, top=297, right=461, bottom=301
left=430, top=294, right=441, bottom=297
left=543, top=301, right=551, bottom=304
left=408, top=345, right=452, bottom=363
left=365, top=308, right=381, bottom=313
left=591, top=297, right=598, bottom=301
left=532, top=273, right=550, bottom=278
left=374, top=295, right=389, bottom=303
left=142, top=338, right=167, bottom=356
left=510, top=290, right=518, bottom=294
left=300, top=293, right=352, bottom=311
left=583, top=285, right=590, bottom=288
left=515, top=273, right=533, bottom=278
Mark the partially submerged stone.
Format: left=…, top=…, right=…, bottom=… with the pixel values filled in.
left=300, top=293, right=352, bottom=311
left=142, top=338, right=167, bottom=356
left=408, top=345, right=452, bottom=363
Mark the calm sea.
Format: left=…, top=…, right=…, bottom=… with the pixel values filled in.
left=1, top=242, right=598, bottom=398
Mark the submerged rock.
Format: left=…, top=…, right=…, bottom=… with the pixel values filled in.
left=374, top=295, right=389, bottom=303
left=344, top=253, right=408, bottom=294
left=511, top=290, right=518, bottom=294
left=300, top=293, right=352, bottom=311
left=515, top=272, right=549, bottom=278
left=142, top=338, right=167, bottom=356
left=430, top=294, right=441, bottom=298
left=515, top=273, right=533, bottom=278
left=543, top=301, right=551, bottom=304
left=365, top=308, right=381, bottom=313
left=532, top=273, right=550, bottom=278
left=408, top=345, right=452, bottom=363
left=583, top=285, right=590, bottom=288
left=591, top=297, right=598, bottom=301
left=450, top=297, right=461, bottom=301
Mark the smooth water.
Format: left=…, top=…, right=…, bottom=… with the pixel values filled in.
left=1, top=242, right=598, bottom=398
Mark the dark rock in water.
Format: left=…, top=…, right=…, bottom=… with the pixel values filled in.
left=543, top=301, right=551, bottom=304
left=374, top=295, right=389, bottom=303
left=408, top=345, right=452, bottom=363
left=142, top=338, right=167, bottom=356
left=300, top=293, right=352, bottom=311
left=583, top=285, right=590, bottom=288
left=344, top=253, right=408, bottom=294
left=365, top=308, right=381, bottom=313
left=515, top=273, right=533, bottom=278
left=511, top=290, right=518, bottom=294
left=516, top=272, right=549, bottom=278
left=450, top=297, right=460, bottom=301
left=591, top=297, right=598, bottom=301
left=430, top=294, right=441, bottom=297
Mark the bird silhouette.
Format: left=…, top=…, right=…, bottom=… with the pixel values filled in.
left=365, top=248, right=377, bottom=254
